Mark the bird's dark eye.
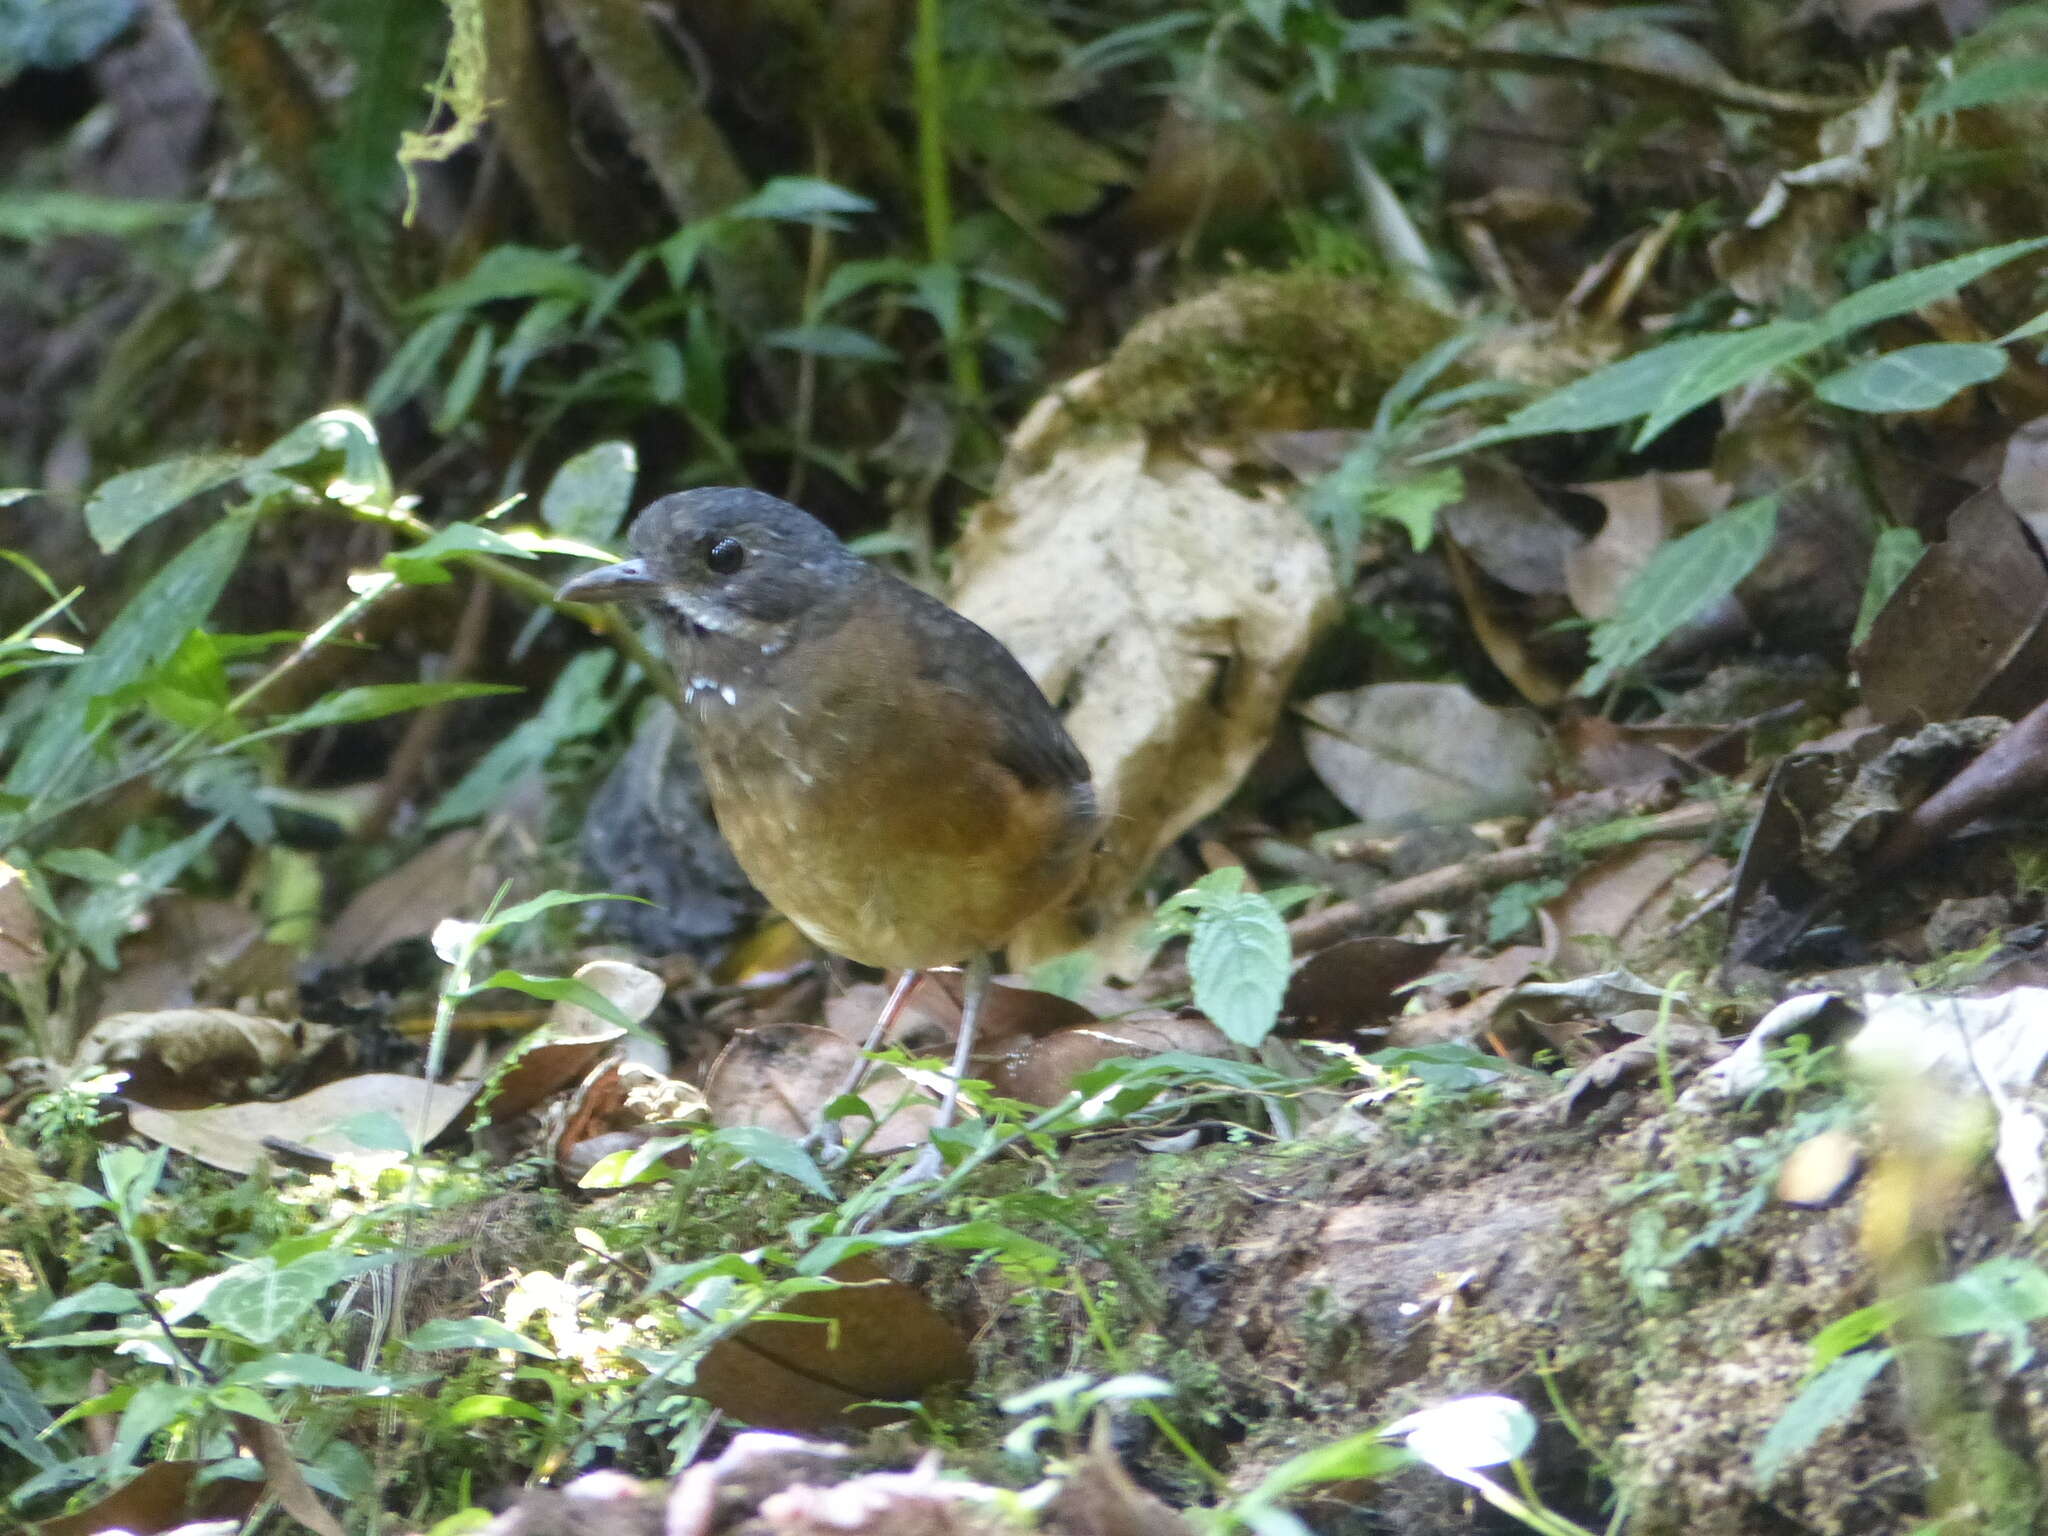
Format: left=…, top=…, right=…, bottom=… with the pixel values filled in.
left=705, top=537, right=745, bottom=575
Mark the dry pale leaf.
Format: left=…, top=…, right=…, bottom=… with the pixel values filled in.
left=126, top=1073, right=478, bottom=1173
left=953, top=436, right=1337, bottom=961
left=1298, top=682, right=1548, bottom=832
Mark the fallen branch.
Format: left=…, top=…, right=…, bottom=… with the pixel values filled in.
left=1155, top=796, right=1756, bottom=991
left=1352, top=45, right=1852, bottom=121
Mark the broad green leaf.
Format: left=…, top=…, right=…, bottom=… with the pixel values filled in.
left=367, top=311, right=468, bottom=414
left=30, top=1281, right=143, bottom=1329
left=1186, top=882, right=1293, bottom=1047
left=1814, top=343, right=2009, bottom=413
left=66, top=818, right=226, bottom=967
left=244, top=408, right=394, bottom=507
left=108, top=1382, right=198, bottom=1474
left=1420, top=333, right=1729, bottom=456
left=1816, top=237, right=2048, bottom=340
left=1366, top=1043, right=1510, bottom=1091
left=1633, top=322, right=1823, bottom=448
left=497, top=295, right=578, bottom=392
left=541, top=442, right=638, bottom=543
left=1852, top=526, right=1925, bottom=646
left=1920, top=1255, right=2048, bottom=1367
left=240, top=682, right=519, bottom=743
left=84, top=455, right=246, bottom=553
left=427, top=651, right=615, bottom=829
left=314, top=0, right=439, bottom=233
left=578, top=1134, right=694, bottom=1189
left=1914, top=58, right=2048, bottom=120
left=727, top=176, right=876, bottom=223
left=385, top=521, right=533, bottom=585
left=406, top=1317, right=555, bottom=1358
left=491, top=887, right=630, bottom=930
left=703, top=1125, right=834, bottom=1198
left=814, top=257, right=919, bottom=317
left=5, top=516, right=253, bottom=804
left=1578, top=495, right=1779, bottom=694
left=224, top=1354, right=401, bottom=1392
left=763, top=324, right=898, bottom=363
left=413, top=245, right=605, bottom=311
left=443, top=1394, right=550, bottom=1426
left=1752, top=1348, right=1891, bottom=1485
left=435, top=321, right=497, bottom=433
left=0, top=1350, right=59, bottom=1468
left=201, top=1254, right=346, bottom=1345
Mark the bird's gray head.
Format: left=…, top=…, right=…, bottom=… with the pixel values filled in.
left=556, top=487, right=864, bottom=643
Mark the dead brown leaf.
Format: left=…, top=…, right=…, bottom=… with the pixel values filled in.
left=126, top=1072, right=478, bottom=1173
left=994, top=1012, right=1231, bottom=1105
left=0, top=859, right=47, bottom=990
left=690, top=1256, right=972, bottom=1431
left=319, top=828, right=494, bottom=969
left=1565, top=471, right=1730, bottom=622
left=29, top=1459, right=259, bottom=1536
left=1284, top=936, right=1453, bottom=1038
left=74, top=1007, right=339, bottom=1110
left=1545, top=845, right=1731, bottom=974
left=706, top=1023, right=935, bottom=1155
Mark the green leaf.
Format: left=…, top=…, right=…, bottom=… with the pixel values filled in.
left=84, top=454, right=247, bottom=554
left=244, top=408, right=394, bottom=506
left=497, top=295, right=579, bottom=392
left=1240, top=1430, right=1413, bottom=1512
left=405, top=1317, right=555, bottom=1358
left=1421, top=333, right=1730, bottom=456
left=1633, top=321, right=1824, bottom=448
left=442, top=1394, right=550, bottom=1426
left=1578, top=495, right=1779, bottom=695
left=1914, top=58, right=2048, bottom=120
left=385, top=521, right=533, bottom=585
left=1808, top=1302, right=1899, bottom=1370
left=65, top=818, right=227, bottom=967
left=108, top=1381, right=198, bottom=1474
left=1185, top=876, right=1294, bottom=1048
left=1816, top=342, right=2009, bottom=413
left=1816, top=237, right=2048, bottom=340
left=490, top=888, right=620, bottom=930
left=30, top=1281, right=143, bottom=1329
left=1920, top=1255, right=2048, bottom=1367
left=241, top=682, right=520, bottom=743
left=1486, top=878, right=1566, bottom=944
left=466, top=970, right=639, bottom=1033
left=0, top=1350, right=60, bottom=1468
left=6, top=514, right=252, bottom=806
left=727, top=177, right=876, bottom=223
left=0, top=190, right=194, bottom=242
left=312, top=0, right=439, bottom=234
left=541, top=442, right=638, bottom=543
left=703, top=1125, right=834, bottom=1198
left=367, top=311, right=469, bottom=415
left=1752, top=1348, right=1891, bottom=1485
left=1852, top=526, right=1925, bottom=646
left=223, top=1355, right=401, bottom=1392
left=1367, top=466, right=1463, bottom=552
left=763, top=324, right=898, bottom=363
left=201, top=1254, right=345, bottom=1345
left=413, top=245, right=605, bottom=311
left=434, top=321, right=497, bottom=433
left=427, top=650, right=615, bottom=829
left=814, top=257, right=920, bottom=317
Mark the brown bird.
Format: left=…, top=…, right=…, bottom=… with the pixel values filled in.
left=557, top=488, right=1099, bottom=1173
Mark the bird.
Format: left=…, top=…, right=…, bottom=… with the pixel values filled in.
left=557, top=487, right=1100, bottom=1177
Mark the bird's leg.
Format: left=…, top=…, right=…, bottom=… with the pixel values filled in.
left=804, top=967, right=924, bottom=1155
left=881, top=951, right=995, bottom=1194
left=934, top=950, right=993, bottom=1133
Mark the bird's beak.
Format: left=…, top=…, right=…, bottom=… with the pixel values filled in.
left=557, top=558, right=656, bottom=605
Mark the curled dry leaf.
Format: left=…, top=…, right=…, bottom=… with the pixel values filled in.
left=705, top=1023, right=935, bottom=1155
left=74, top=1007, right=340, bottom=1111
left=125, top=1072, right=477, bottom=1174
left=689, top=1256, right=972, bottom=1432
left=1298, top=683, right=1548, bottom=833
left=952, top=435, right=1338, bottom=961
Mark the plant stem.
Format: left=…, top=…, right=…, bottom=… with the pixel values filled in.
left=914, top=0, right=981, bottom=406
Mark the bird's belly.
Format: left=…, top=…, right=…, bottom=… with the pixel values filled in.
left=697, top=721, right=1074, bottom=970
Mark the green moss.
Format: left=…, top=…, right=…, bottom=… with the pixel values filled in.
left=1088, top=272, right=1456, bottom=439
